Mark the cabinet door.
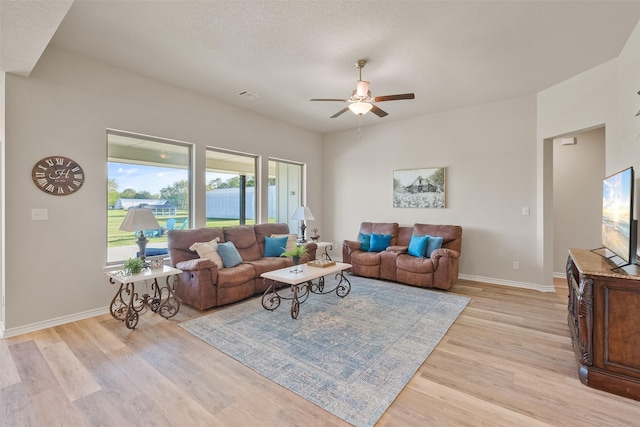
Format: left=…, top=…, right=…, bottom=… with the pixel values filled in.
left=595, top=282, right=640, bottom=378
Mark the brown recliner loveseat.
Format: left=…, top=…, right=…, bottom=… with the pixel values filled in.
left=167, top=223, right=316, bottom=310
left=342, top=222, right=462, bottom=290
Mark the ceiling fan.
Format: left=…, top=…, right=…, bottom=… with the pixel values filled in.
left=310, top=59, right=415, bottom=118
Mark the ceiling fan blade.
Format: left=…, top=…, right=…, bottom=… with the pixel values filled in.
left=373, top=93, right=415, bottom=102
left=310, top=98, right=348, bottom=102
left=330, top=107, right=350, bottom=118
left=370, top=104, right=388, bottom=118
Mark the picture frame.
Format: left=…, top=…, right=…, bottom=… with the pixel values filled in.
left=148, top=256, right=165, bottom=269
left=393, top=167, right=446, bottom=208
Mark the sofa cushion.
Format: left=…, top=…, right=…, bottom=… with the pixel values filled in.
left=264, top=236, right=288, bottom=257
left=408, top=235, right=429, bottom=258
left=359, top=222, right=399, bottom=246
left=223, top=225, right=262, bottom=261
left=189, top=237, right=224, bottom=268
left=216, top=263, right=256, bottom=288
left=426, top=236, right=444, bottom=257
left=397, top=254, right=435, bottom=274
left=167, top=228, right=225, bottom=266
left=271, top=233, right=297, bottom=252
left=351, top=250, right=381, bottom=266
left=217, top=241, right=243, bottom=268
left=412, top=223, right=462, bottom=253
left=370, top=233, right=392, bottom=252
left=247, top=257, right=289, bottom=277
left=359, top=233, right=371, bottom=251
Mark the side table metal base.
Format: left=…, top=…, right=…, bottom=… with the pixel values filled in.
left=109, top=275, right=180, bottom=329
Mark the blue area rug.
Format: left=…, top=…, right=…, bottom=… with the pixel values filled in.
left=180, top=275, right=469, bottom=427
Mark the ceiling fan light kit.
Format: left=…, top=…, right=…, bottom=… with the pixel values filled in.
left=311, top=59, right=415, bottom=119
left=349, top=102, right=373, bottom=115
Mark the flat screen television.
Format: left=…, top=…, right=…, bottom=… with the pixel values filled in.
left=601, top=166, right=636, bottom=266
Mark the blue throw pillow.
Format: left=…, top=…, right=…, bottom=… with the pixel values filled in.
left=426, top=236, right=444, bottom=257
left=264, top=236, right=288, bottom=257
left=359, top=233, right=371, bottom=252
left=408, top=235, right=429, bottom=258
left=369, top=233, right=392, bottom=252
left=217, top=241, right=243, bottom=268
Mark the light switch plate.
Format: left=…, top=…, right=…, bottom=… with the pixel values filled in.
left=32, top=208, right=48, bottom=220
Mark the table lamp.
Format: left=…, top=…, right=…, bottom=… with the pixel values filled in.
left=119, top=208, right=161, bottom=262
left=291, top=206, right=315, bottom=243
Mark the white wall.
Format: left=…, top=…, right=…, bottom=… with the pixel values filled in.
left=323, top=95, right=543, bottom=289
left=552, top=128, right=605, bottom=274
left=3, top=47, right=322, bottom=334
left=538, top=19, right=640, bottom=279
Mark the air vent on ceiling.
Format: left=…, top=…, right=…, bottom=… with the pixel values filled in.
left=237, top=90, right=259, bottom=100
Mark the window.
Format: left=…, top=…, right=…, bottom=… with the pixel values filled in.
left=268, top=159, right=302, bottom=231
left=205, top=148, right=258, bottom=226
left=107, top=132, right=191, bottom=263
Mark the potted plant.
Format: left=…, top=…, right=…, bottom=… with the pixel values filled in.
left=281, top=245, right=308, bottom=265
left=123, top=257, right=144, bottom=275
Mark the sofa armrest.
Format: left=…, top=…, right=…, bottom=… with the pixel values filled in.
left=430, top=248, right=460, bottom=260
left=176, top=258, right=216, bottom=271
left=386, top=245, right=408, bottom=254
left=343, top=240, right=361, bottom=251
left=430, top=248, right=460, bottom=271
left=342, top=240, right=361, bottom=266
left=304, top=242, right=317, bottom=260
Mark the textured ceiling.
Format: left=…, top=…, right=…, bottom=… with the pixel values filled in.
left=4, top=1, right=640, bottom=134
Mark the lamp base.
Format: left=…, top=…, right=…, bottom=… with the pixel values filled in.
left=299, top=221, right=307, bottom=243
left=136, top=232, right=148, bottom=263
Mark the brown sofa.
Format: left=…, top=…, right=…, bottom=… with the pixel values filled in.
left=342, top=222, right=462, bottom=290
left=167, top=223, right=316, bottom=310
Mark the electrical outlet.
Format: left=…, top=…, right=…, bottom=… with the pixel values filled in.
left=513, top=261, right=520, bottom=269
left=522, top=207, right=530, bottom=216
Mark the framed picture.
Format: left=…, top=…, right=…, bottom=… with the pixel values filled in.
left=393, top=167, right=446, bottom=208
left=148, top=256, right=165, bottom=269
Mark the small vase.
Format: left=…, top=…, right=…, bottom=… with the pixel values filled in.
left=292, top=256, right=300, bottom=265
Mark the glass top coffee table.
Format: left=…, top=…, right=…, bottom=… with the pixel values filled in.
left=260, top=261, right=352, bottom=319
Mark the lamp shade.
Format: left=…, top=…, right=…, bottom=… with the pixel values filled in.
left=349, top=101, right=373, bottom=115
left=119, top=208, right=161, bottom=232
left=291, top=206, right=315, bottom=221
left=356, top=80, right=370, bottom=97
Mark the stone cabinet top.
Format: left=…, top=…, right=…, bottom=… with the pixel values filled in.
left=568, top=248, right=640, bottom=281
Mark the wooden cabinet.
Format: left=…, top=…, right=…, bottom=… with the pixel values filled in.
left=567, top=248, right=640, bottom=400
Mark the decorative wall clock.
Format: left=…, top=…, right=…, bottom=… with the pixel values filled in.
left=31, top=156, right=85, bottom=195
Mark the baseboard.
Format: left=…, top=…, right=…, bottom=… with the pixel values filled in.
left=553, top=271, right=566, bottom=279
left=458, top=273, right=556, bottom=292
left=0, top=270, right=554, bottom=339
left=1, top=306, right=110, bottom=339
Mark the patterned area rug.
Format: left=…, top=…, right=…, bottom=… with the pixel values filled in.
left=180, top=275, right=470, bottom=427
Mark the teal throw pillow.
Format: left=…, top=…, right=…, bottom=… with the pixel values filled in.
left=408, top=235, right=429, bottom=258
left=359, top=233, right=371, bottom=252
left=369, top=233, right=392, bottom=252
left=217, top=241, right=243, bottom=268
left=426, top=236, right=444, bottom=257
left=264, top=236, right=288, bottom=257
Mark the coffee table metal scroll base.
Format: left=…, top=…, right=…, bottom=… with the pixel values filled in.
left=261, top=270, right=351, bottom=319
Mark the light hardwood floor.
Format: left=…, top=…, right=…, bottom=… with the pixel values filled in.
left=2, top=277, right=640, bottom=426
